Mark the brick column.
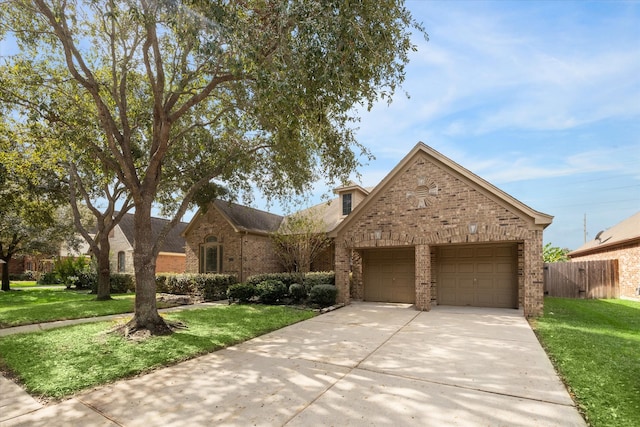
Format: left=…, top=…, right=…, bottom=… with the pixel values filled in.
left=415, top=244, right=431, bottom=311
left=524, top=231, right=544, bottom=317
left=334, top=245, right=351, bottom=305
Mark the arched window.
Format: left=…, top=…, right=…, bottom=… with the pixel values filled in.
left=199, top=236, right=223, bottom=274
left=117, top=251, right=126, bottom=273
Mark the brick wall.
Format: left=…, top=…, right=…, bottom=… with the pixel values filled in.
left=184, top=207, right=282, bottom=281
left=156, top=253, right=186, bottom=274
left=335, top=152, right=547, bottom=316
left=570, top=241, right=640, bottom=298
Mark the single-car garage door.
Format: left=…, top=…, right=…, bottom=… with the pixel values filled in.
left=437, top=244, right=517, bottom=308
left=363, top=248, right=415, bottom=304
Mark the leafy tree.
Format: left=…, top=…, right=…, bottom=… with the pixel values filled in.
left=543, top=243, right=570, bottom=263
left=0, top=0, right=425, bottom=334
left=271, top=211, right=332, bottom=274
left=0, top=126, right=76, bottom=291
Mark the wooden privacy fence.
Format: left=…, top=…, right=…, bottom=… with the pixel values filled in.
left=543, top=260, right=619, bottom=299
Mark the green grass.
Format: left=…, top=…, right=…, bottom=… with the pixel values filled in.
left=0, top=305, right=315, bottom=399
left=533, top=298, right=640, bottom=427
left=0, top=288, right=136, bottom=328
left=9, top=281, right=41, bottom=288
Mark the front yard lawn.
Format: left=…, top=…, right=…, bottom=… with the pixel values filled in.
left=0, top=288, right=136, bottom=328
left=533, top=297, right=640, bottom=427
left=0, top=304, right=315, bottom=399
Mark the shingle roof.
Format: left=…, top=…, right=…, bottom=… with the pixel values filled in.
left=212, top=199, right=284, bottom=234
left=569, top=211, right=640, bottom=257
left=117, top=213, right=187, bottom=254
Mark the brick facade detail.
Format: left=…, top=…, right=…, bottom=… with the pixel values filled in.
left=184, top=208, right=282, bottom=281
left=334, top=152, right=548, bottom=317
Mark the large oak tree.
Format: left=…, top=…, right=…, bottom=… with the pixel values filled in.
left=0, top=0, right=425, bottom=334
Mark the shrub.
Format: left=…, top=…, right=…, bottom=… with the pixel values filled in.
left=308, top=284, right=337, bottom=307
left=256, top=280, right=288, bottom=304
left=227, top=283, right=256, bottom=303
left=110, top=274, right=135, bottom=293
left=156, top=274, right=237, bottom=301
left=38, top=272, right=61, bottom=285
left=246, top=273, right=300, bottom=287
left=289, top=283, right=307, bottom=303
left=303, top=271, right=335, bottom=290
left=155, top=275, right=169, bottom=293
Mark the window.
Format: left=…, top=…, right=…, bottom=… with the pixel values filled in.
left=342, top=193, right=352, bottom=215
left=117, top=251, right=126, bottom=273
left=199, top=236, right=223, bottom=273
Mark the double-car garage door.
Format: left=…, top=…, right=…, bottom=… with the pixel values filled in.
left=362, top=244, right=518, bottom=309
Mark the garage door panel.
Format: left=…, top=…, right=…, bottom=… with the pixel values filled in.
left=437, top=244, right=517, bottom=309
left=364, top=249, right=415, bottom=304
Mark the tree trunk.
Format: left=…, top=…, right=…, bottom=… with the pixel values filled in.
left=1, top=260, right=10, bottom=292
left=125, top=207, right=171, bottom=335
left=95, top=234, right=112, bottom=300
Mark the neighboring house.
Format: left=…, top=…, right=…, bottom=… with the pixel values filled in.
left=184, top=143, right=553, bottom=316
left=183, top=200, right=285, bottom=281
left=111, top=213, right=188, bottom=274
left=568, top=211, right=640, bottom=299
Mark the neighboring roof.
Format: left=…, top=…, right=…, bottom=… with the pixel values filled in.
left=330, top=142, right=553, bottom=237
left=210, top=199, right=284, bottom=235
left=569, top=211, right=640, bottom=257
left=117, top=213, right=188, bottom=254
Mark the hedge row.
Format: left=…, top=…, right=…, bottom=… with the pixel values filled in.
left=155, top=274, right=237, bottom=301
left=228, top=272, right=337, bottom=308
left=245, top=271, right=334, bottom=290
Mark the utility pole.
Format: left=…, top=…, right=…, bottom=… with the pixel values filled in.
left=583, top=213, right=587, bottom=243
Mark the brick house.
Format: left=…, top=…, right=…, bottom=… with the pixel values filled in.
left=183, top=200, right=285, bottom=281
left=568, top=211, right=640, bottom=299
left=110, top=213, right=187, bottom=274
left=184, top=143, right=553, bottom=316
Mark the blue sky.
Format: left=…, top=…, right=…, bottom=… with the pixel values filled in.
left=266, top=0, right=639, bottom=251
left=2, top=1, right=638, bottom=251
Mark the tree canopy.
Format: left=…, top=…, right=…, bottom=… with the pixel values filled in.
left=0, top=0, right=426, bottom=333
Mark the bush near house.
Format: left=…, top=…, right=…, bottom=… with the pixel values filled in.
left=231, top=272, right=337, bottom=308
left=256, top=280, right=288, bottom=304
left=246, top=272, right=301, bottom=287
left=155, top=273, right=237, bottom=301
left=227, top=283, right=257, bottom=303
left=308, top=284, right=337, bottom=307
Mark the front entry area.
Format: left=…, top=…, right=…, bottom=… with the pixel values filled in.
left=436, top=243, right=518, bottom=308
left=362, top=248, right=415, bottom=304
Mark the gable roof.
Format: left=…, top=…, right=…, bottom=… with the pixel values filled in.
left=569, top=211, right=640, bottom=257
left=212, top=199, right=284, bottom=234
left=118, top=213, right=188, bottom=254
left=330, top=142, right=553, bottom=237
left=183, top=199, right=284, bottom=237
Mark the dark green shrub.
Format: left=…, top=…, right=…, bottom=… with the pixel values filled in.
left=256, top=280, right=288, bottom=304
left=308, top=284, right=337, bottom=307
left=303, top=271, right=335, bottom=290
left=156, top=274, right=237, bottom=301
left=166, top=275, right=195, bottom=295
left=247, top=273, right=300, bottom=287
left=155, top=275, right=169, bottom=293
left=192, top=274, right=238, bottom=301
left=289, top=283, right=307, bottom=303
left=76, top=271, right=96, bottom=289
left=227, top=283, right=256, bottom=303
left=110, top=274, right=134, bottom=294
left=38, top=272, right=61, bottom=285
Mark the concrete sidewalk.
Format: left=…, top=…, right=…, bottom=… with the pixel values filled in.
left=1, top=303, right=586, bottom=426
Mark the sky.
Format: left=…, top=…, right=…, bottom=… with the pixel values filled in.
left=260, top=0, right=640, bottom=251
left=2, top=1, right=638, bottom=251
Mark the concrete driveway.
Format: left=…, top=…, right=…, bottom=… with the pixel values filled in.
left=1, top=303, right=585, bottom=426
